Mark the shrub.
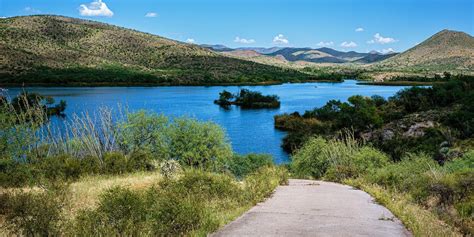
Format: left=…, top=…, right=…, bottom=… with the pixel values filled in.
left=38, top=154, right=82, bottom=181
left=159, top=159, right=182, bottom=179
left=244, top=166, right=288, bottom=202
left=148, top=191, right=211, bottom=235
left=157, top=169, right=242, bottom=201
left=74, top=187, right=147, bottom=236
left=367, top=153, right=437, bottom=201
left=117, top=111, right=170, bottom=158
left=79, top=155, right=102, bottom=175
left=103, top=152, right=129, bottom=174
left=290, top=137, right=329, bottom=179
left=0, top=159, right=34, bottom=187
left=430, top=171, right=473, bottom=206
left=127, top=150, right=154, bottom=171
left=444, top=150, right=474, bottom=173
left=292, top=135, right=391, bottom=182
left=146, top=169, right=241, bottom=235
left=168, top=118, right=232, bottom=171
left=2, top=189, right=65, bottom=236
left=352, top=146, right=391, bottom=173
left=229, top=153, right=273, bottom=178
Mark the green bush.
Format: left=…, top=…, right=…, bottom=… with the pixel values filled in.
left=291, top=137, right=329, bottom=179
left=168, top=118, right=232, bottom=171
left=229, top=153, right=273, bottom=178
left=368, top=153, right=437, bottom=201
left=244, top=166, right=288, bottom=202
left=0, top=159, right=34, bottom=187
left=157, top=169, right=242, bottom=202
left=117, top=111, right=170, bottom=158
left=148, top=191, right=212, bottom=235
left=127, top=150, right=154, bottom=171
left=353, top=147, right=391, bottom=173
left=38, top=154, right=82, bottom=181
left=430, top=171, right=473, bottom=206
left=291, top=136, right=388, bottom=181
left=79, top=155, right=102, bottom=175
left=74, top=187, right=147, bottom=236
left=103, top=152, right=129, bottom=174
left=444, top=150, right=474, bottom=172
left=2, top=189, right=65, bottom=236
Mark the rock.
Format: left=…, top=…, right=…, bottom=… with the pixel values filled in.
left=382, top=129, right=395, bottom=140
left=403, top=121, right=435, bottom=138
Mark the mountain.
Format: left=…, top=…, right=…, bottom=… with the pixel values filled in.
left=380, top=30, right=474, bottom=70
left=316, top=47, right=368, bottom=60
left=267, top=48, right=349, bottom=63
left=355, top=52, right=398, bottom=64
left=204, top=45, right=400, bottom=64
left=200, top=44, right=233, bottom=52
left=0, top=15, right=310, bottom=86
left=223, top=50, right=262, bottom=58
left=236, top=47, right=283, bottom=54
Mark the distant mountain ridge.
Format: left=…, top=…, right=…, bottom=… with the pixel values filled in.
left=356, top=52, right=398, bottom=64
left=203, top=45, right=398, bottom=64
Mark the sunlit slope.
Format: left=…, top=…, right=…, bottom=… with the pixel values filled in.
left=0, top=15, right=310, bottom=85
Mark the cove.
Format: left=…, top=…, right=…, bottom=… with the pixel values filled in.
left=6, top=80, right=410, bottom=163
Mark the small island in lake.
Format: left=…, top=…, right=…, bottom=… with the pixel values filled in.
left=214, top=89, right=280, bottom=109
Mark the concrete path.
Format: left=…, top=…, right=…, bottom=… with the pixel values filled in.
left=212, top=179, right=411, bottom=237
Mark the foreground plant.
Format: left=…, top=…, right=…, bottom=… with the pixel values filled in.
left=291, top=135, right=473, bottom=236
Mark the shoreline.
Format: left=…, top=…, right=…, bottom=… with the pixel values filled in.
left=0, top=79, right=343, bottom=88
left=357, top=81, right=444, bottom=86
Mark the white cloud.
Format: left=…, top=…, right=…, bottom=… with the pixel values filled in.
left=273, top=34, right=289, bottom=44
left=0, top=16, right=6, bottom=19
left=234, top=36, right=256, bottom=44
left=367, top=33, right=397, bottom=44
left=316, top=41, right=334, bottom=47
left=24, top=7, right=41, bottom=14
left=145, top=12, right=158, bottom=18
left=79, top=0, right=114, bottom=17
left=340, top=41, right=358, bottom=48
left=186, top=38, right=196, bottom=44
left=355, top=27, right=364, bottom=32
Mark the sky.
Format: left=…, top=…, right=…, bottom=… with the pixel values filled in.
left=1, top=0, right=473, bottom=53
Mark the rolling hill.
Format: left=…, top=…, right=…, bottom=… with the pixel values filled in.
left=355, top=52, right=398, bottom=64
left=0, top=15, right=312, bottom=86
left=266, top=48, right=348, bottom=63
left=379, top=30, right=474, bottom=71
left=207, top=46, right=397, bottom=64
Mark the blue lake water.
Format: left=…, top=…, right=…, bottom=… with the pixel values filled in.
left=5, top=80, right=409, bottom=163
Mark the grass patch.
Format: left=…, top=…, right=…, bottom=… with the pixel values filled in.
left=1, top=165, right=287, bottom=236
left=66, top=171, right=162, bottom=218
left=345, top=179, right=462, bottom=237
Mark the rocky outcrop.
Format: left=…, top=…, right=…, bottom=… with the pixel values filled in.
left=361, top=110, right=446, bottom=142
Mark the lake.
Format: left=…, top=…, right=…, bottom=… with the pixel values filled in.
left=5, top=80, right=409, bottom=163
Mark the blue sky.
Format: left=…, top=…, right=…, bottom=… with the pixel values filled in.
left=1, top=0, right=473, bottom=52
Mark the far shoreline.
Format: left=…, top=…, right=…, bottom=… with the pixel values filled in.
left=0, top=79, right=345, bottom=88
left=1, top=79, right=440, bottom=88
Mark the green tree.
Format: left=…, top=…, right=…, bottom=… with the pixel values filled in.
left=168, top=118, right=232, bottom=171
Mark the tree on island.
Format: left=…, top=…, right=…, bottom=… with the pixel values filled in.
left=214, top=89, right=280, bottom=109
left=1, top=92, right=67, bottom=116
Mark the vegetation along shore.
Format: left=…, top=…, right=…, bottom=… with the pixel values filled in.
left=0, top=5, right=473, bottom=237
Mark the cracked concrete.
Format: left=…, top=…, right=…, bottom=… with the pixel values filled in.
left=212, top=179, right=411, bottom=237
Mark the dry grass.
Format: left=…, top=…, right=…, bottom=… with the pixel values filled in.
left=345, top=179, right=463, bottom=237
left=0, top=171, right=162, bottom=236
left=65, top=171, right=161, bottom=217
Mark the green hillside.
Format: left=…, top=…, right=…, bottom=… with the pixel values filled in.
left=379, top=30, right=474, bottom=71
left=0, top=15, right=311, bottom=86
